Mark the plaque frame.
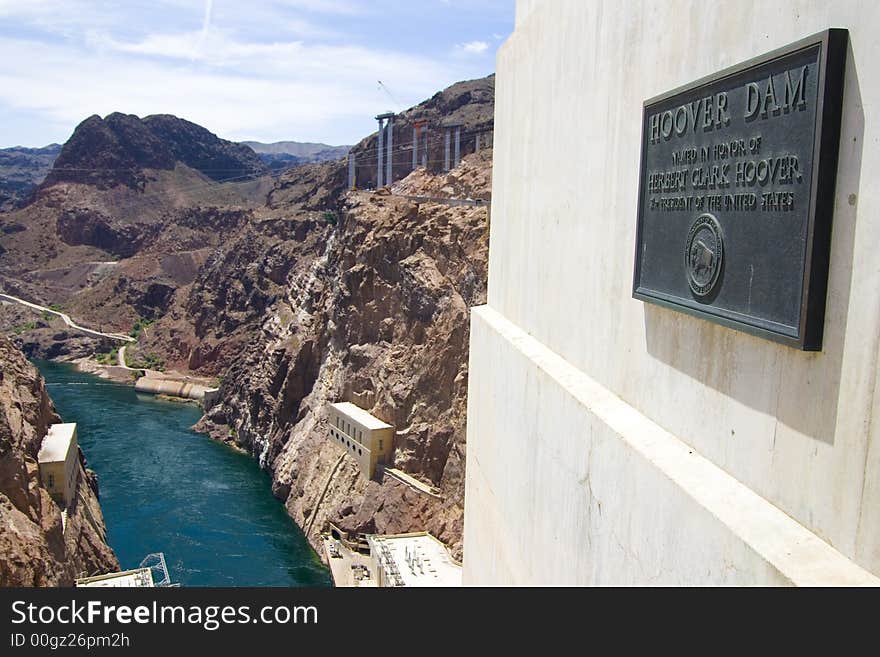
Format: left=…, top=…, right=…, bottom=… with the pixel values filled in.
left=632, top=29, right=848, bottom=351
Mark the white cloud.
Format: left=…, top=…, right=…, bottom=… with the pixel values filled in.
left=0, top=33, right=467, bottom=145
left=272, top=0, right=364, bottom=14
left=0, top=1, right=505, bottom=146
left=0, top=0, right=121, bottom=37
left=458, top=40, right=489, bottom=55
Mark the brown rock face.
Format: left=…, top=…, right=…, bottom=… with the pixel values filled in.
left=0, top=110, right=272, bottom=349
left=199, top=151, right=492, bottom=559
left=41, top=113, right=266, bottom=191
left=348, top=75, right=495, bottom=191
left=2, top=74, right=495, bottom=566
left=0, top=335, right=118, bottom=586
left=56, top=206, right=161, bottom=258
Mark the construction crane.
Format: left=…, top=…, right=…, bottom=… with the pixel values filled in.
left=377, top=80, right=401, bottom=111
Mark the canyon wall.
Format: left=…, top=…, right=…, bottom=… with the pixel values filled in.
left=200, top=152, right=492, bottom=558
left=0, top=335, right=118, bottom=585
left=2, top=76, right=495, bottom=561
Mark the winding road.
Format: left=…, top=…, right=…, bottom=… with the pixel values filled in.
left=115, top=344, right=146, bottom=372
left=0, top=292, right=135, bottom=343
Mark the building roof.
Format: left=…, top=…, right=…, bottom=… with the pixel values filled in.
left=367, top=533, right=462, bottom=587
left=76, top=568, right=155, bottom=588
left=331, top=402, right=393, bottom=431
left=38, top=423, right=76, bottom=463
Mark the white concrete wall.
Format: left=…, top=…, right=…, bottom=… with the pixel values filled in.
left=39, top=434, right=78, bottom=507
left=464, top=0, right=880, bottom=584
left=514, top=0, right=543, bottom=27
left=329, top=424, right=373, bottom=476
left=63, top=431, right=78, bottom=507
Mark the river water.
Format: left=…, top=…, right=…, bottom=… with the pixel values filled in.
left=36, top=361, right=330, bottom=587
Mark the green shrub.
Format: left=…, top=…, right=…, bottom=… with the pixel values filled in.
left=129, top=317, right=156, bottom=339
left=13, top=321, right=37, bottom=335
left=94, top=346, right=119, bottom=366
left=42, top=304, right=62, bottom=319
left=130, top=352, right=165, bottom=372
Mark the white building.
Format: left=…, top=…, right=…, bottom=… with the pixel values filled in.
left=76, top=569, right=155, bottom=588
left=37, top=423, right=79, bottom=507
left=327, top=402, right=394, bottom=478
left=367, top=533, right=462, bottom=587
left=463, top=0, right=880, bottom=585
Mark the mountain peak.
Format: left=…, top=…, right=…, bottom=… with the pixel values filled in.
left=42, top=113, right=266, bottom=191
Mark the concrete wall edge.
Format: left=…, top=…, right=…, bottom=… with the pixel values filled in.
left=470, top=304, right=880, bottom=586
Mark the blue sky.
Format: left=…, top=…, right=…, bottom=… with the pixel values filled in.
left=0, top=0, right=513, bottom=148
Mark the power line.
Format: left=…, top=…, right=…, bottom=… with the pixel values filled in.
left=36, top=136, right=487, bottom=211
left=347, top=127, right=492, bottom=160
left=38, top=128, right=492, bottom=176
left=47, top=166, right=269, bottom=173
left=31, top=128, right=492, bottom=216
left=43, top=168, right=286, bottom=223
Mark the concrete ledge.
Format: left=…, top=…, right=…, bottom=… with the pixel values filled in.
left=463, top=305, right=880, bottom=586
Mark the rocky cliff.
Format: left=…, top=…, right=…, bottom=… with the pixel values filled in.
left=350, top=75, right=495, bottom=190
left=42, top=113, right=266, bottom=190
left=1, top=74, right=495, bottom=561
left=130, top=75, right=495, bottom=377
left=0, top=112, right=273, bottom=358
left=199, top=150, right=492, bottom=558
left=0, top=335, right=118, bottom=585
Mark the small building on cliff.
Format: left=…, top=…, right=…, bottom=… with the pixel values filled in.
left=327, top=402, right=394, bottom=478
left=37, top=423, right=79, bottom=507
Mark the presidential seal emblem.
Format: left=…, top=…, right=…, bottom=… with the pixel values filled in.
left=685, top=213, right=723, bottom=297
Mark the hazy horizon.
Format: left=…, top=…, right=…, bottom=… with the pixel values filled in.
left=0, top=126, right=358, bottom=151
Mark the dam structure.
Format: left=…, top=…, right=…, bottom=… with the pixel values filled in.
left=463, top=0, right=880, bottom=585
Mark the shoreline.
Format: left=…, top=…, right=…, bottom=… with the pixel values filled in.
left=73, top=357, right=139, bottom=384
left=33, top=358, right=330, bottom=586
left=37, top=355, right=319, bottom=564
left=70, top=357, right=219, bottom=407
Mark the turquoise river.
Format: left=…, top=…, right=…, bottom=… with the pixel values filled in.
left=36, top=360, right=330, bottom=587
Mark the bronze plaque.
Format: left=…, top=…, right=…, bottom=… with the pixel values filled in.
left=633, top=29, right=848, bottom=350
